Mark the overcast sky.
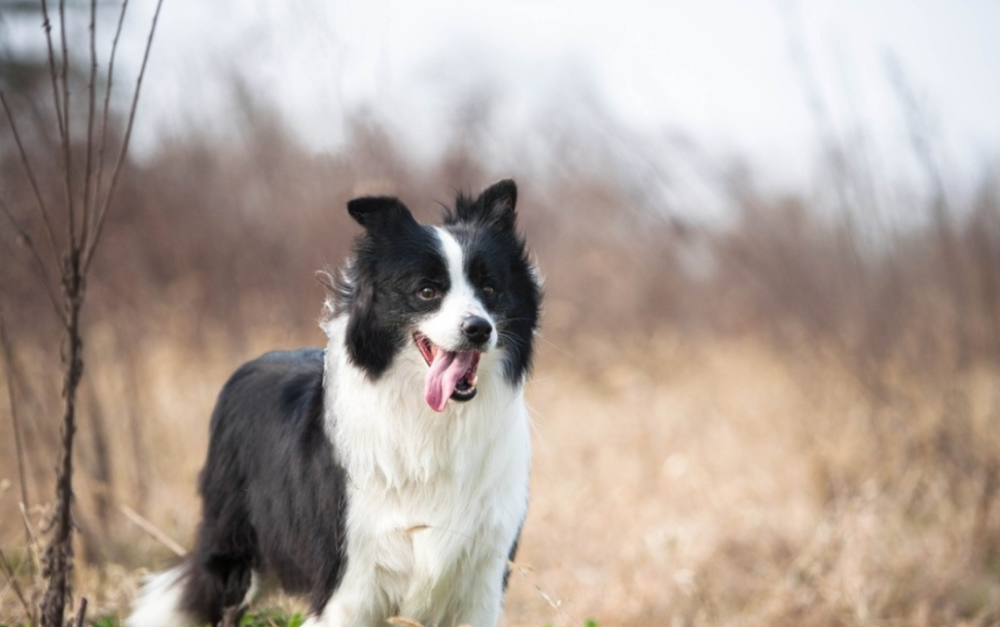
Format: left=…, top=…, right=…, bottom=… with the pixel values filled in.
left=108, top=0, right=1000, bottom=188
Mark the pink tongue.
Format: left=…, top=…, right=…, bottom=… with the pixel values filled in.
left=424, top=350, right=476, bottom=412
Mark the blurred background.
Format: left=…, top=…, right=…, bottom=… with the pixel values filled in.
left=2, top=0, right=1000, bottom=625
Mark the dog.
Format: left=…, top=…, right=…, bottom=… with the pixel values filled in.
left=126, top=179, right=541, bottom=627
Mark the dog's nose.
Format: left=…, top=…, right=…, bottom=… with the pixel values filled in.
left=462, top=317, right=493, bottom=345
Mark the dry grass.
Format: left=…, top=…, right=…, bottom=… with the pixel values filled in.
left=4, top=321, right=998, bottom=626
left=506, top=338, right=1000, bottom=627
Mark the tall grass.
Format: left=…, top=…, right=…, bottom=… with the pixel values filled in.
left=1, top=77, right=999, bottom=625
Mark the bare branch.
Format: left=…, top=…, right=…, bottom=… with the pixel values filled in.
left=1, top=91, right=64, bottom=273
left=59, top=0, right=77, bottom=250
left=85, top=0, right=165, bottom=271
left=80, top=0, right=99, bottom=249
left=38, top=0, right=67, bottom=145
left=91, top=0, right=130, bottom=230
left=73, top=596, right=88, bottom=627
left=119, top=504, right=187, bottom=557
left=20, top=503, right=43, bottom=575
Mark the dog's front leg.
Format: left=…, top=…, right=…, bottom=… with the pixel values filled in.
left=305, top=528, right=403, bottom=627
left=305, top=579, right=381, bottom=627
left=451, top=553, right=508, bottom=627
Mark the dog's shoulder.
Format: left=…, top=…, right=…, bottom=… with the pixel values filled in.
left=211, top=348, right=325, bottom=431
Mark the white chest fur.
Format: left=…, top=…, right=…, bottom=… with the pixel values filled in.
left=315, top=318, right=531, bottom=627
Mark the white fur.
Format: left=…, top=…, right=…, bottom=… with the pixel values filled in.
left=127, top=566, right=262, bottom=627
left=317, top=256, right=531, bottom=627
left=125, top=565, right=192, bottom=627
left=419, top=228, right=497, bottom=352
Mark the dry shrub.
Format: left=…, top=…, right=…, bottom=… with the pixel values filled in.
left=2, top=84, right=1000, bottom=624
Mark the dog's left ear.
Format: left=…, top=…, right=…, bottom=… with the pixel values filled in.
left=344, top=280, right=396, bottom=378
left=454, top=179, right=518, bottom=231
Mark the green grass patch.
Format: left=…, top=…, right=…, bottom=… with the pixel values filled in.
left=1, top=610, right=307, bottom=627
left=4, top=611, right=582, bottom=627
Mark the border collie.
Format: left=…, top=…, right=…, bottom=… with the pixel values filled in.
left=127, top=180, right=541, bottom=627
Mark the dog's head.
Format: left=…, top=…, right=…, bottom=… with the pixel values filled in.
left=331, top=179, right=541, bottom=412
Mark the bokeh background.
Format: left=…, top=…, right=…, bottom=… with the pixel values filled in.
left=2, top=1, right=1000, bottom=625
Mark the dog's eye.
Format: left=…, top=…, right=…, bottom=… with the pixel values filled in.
left=417, top=286, right=441, bottom=300
left=482, top=285, right=497, bottom=297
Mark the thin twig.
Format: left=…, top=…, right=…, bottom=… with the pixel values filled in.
left=74, top=596, right=88, bottom=627
left=119, top=504, right=187, bottom=557
left=0, top=91, right=65, bottom=277
left=80, top=0, right=99, bottom=248
left=510, top=560, right=573, bottom=621
left=38, top=0, right=67, bottom=144
left=91, top=0, right=130, bottom=220
left=0, top=197, right=63, bottom=318
left=58, top=0, right=77, bottom=249
left=20, top=503, right=43, bottom=574
left=85, top=0, right=165, bottom=271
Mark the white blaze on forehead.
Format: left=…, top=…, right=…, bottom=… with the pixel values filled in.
left=417, top=228, right=495, bottom=351
left=435, top=227, right=468, bottom=297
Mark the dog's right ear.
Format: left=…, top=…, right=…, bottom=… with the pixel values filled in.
left=347, top=196, right=417, bottom=235
left=448, top=179, right=518, bottom=232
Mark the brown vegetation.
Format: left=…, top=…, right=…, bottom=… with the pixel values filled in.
left=2, top=65, right=1000, bottom=626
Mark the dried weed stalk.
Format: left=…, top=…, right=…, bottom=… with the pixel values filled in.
left=0, top=0, right=164, bottom=623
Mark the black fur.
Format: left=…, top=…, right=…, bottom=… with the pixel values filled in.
left=180, top=349, right=347, bottom=623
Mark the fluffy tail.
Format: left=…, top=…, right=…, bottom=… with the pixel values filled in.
left=126, top=563, right=194, bottom=627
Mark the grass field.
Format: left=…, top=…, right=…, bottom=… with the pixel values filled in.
left=3, top=322, right=998, bottom=626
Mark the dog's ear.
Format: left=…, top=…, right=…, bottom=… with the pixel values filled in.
left=348, top=196, right=418, bottom=235
left=453, top=179, right=518, bottom=231
left=344, top=280, right=396, bottom=378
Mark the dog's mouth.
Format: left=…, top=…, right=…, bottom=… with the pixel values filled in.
left=414, top=333, right=480, bottom=412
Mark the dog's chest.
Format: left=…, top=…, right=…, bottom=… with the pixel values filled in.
left=323, top=339, right=531, bottom=622
left=339, top=402, right=520, bottom=565
left=332, top=386, right=530, bottom=613
left=346, top=463, right=498, bottom=591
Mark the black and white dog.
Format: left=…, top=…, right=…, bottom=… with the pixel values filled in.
left=127, top=180, right=541, bottom=627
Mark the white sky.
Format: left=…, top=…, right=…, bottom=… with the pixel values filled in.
left=113, top=0, right=1000, bottom=188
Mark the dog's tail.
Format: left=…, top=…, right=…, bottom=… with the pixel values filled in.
left=125, top=563, right=194, bottom=627
left=127, top=557, right=259, bottom=627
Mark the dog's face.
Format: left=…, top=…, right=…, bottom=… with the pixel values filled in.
left=334, top=180, right=541, bottom=412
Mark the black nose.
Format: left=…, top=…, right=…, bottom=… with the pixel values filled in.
left=462, top=317, right=493, bottom=345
